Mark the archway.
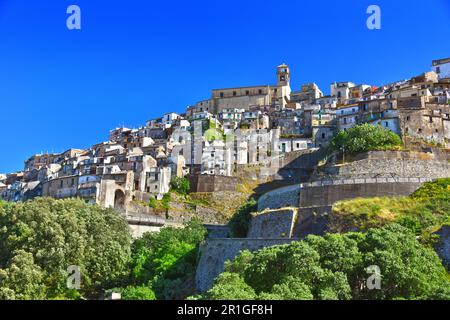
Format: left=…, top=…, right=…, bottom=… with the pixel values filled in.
left=114, top=189, right=125, bottom=211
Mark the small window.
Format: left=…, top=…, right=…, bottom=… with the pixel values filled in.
left=233, top=91, right=237, bottom=96
left=220, top=92, right=224, bottom=98
left=245, top=90, right=249, bottom=95
left=258, top=89, right=262, bottom=94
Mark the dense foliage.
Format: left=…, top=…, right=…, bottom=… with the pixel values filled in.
left=207, top=224, right=450, bottom=300
left=410, top=178, right=450, bottom=200
left=331, top=179, right=450, bottom=241
left=170, top=177, right=191, bottom=196
left=331, top=124, right=402, bottom=154
left=122, top=219, right=207, bottom=299
left=228, top=198, right=257, bottom=238
left=0, top=198, right=132, bottom=300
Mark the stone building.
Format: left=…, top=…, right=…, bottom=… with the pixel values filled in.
left=398, top=96, right=450, bottom=146
left=194, top=64, right=293, bottom=114
left=291, top=83, right=323, bottom=104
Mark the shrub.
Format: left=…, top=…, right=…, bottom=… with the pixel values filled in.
left=330, top=124, right=402, bottom=154
left=119, top=285, right=156, bottom=300
left=228, top=198, right=257, bottom=237
left=170, top=177, right=190, bottom=196
left=127, top=219, right=207, bottom=299
left=410, top=178, right=450, bottom=200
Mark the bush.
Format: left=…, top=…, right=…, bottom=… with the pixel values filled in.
left=0, top=198, right=132, bottom=300
left=331, top=124, right=402, bottom=154
left=119, top=285, right=156, bottom=300
left=228, top=198, right=257, bottom=237
left=207, top=224, right=450, bottom=300
left=170, top=177, right=190, bottom=196
left=410, top=178, right=450, bottom=200
left=127, top=219, right=207, bottom=299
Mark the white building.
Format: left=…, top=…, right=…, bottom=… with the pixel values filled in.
left=200, top=140, right=232, bottom=176
left=219, top=108, right=244, bottom=133
left=331, top=82, right=356, bottom=102
left=432, top=58, right=450, bottom=80
left=337, top=104, right=359, bottom=131
left=162, top=112, right=181, bottom=126
left=277, top=137, right=312, bottom=153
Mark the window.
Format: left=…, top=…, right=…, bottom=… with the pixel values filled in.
left=233, top=91, right=237, bottom=96
left=220, top=92, right=224, bottom=98
left=258, top=89, right=262, bottom=94
left=436, top=66, right=441, bottom=74
left=406, top=116, right=410, bottom=121
left=245, top=90, right=249, bottom=95
left=322, top=133, right=326, bottom=139
left=429, top=116, right=433, bottom=123
left=385, top=122, right=389, bottom=127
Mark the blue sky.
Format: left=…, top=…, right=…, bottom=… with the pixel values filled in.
left=0, top=0, right=449, bottom=173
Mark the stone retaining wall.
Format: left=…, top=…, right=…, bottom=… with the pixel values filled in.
left=247, top=208, right=297, bottom=238
left=195, top=238, right=295, bottom=292
left=299, top=181, right=424, bottom=207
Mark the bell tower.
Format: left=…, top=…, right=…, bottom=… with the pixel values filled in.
left=275, top=63, right=291, bottom=109
left=277, top=63, right=290, bottom=86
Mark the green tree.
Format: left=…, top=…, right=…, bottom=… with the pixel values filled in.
left=0, top=250, right=46, bottom=300
left=170, top=177, right=190, bottom=196
left=208, top=224, right=450, bottom=300
left=207, top=273, right=257, bottom=300
left=331, top=124, right=402, bottom=154
left=128, top=219, right=207, bottom=299
left=0, top=198, right=132, bottom=299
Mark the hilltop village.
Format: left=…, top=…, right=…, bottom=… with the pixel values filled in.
left=1, top=58, right=450, bottom=215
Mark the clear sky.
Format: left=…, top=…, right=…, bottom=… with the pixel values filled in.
left=0, top=0, right=449, bottom=173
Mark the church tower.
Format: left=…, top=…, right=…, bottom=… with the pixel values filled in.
left=277, top=63, right=290, bottom=86
left=275, top=63, right=291, bottom=109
